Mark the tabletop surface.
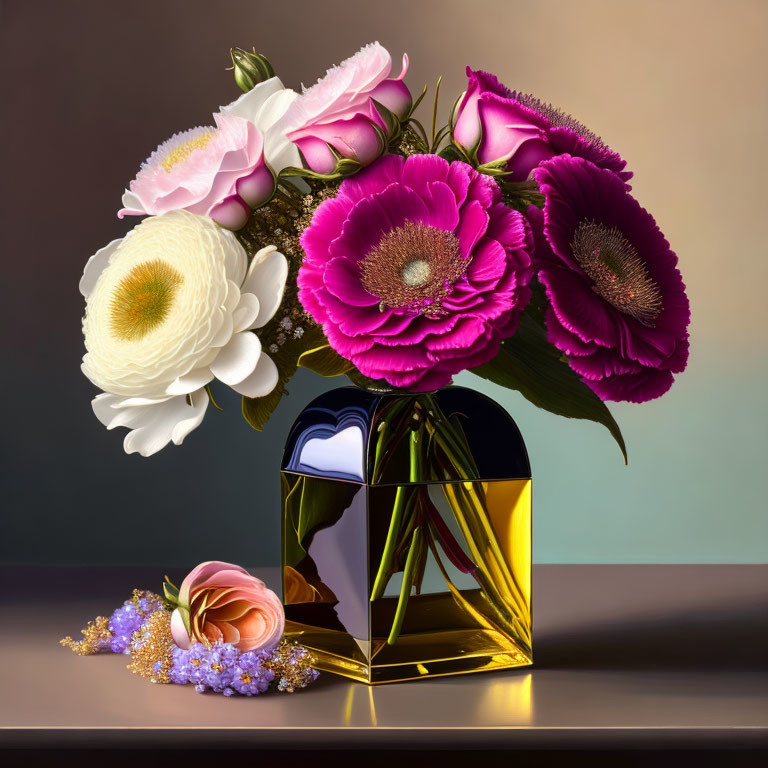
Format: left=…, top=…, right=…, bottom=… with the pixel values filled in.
left=1, top=564, right=766, bottom=749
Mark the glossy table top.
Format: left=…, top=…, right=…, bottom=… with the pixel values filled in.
left=1, top=565, right=766, bottom=749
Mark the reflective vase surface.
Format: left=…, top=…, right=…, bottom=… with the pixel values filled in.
left=280, top=385, right=532, bottom=684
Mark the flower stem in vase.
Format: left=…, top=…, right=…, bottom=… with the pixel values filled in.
left=387, top=525, right=425, bottom=645
left=370, top=421, right=422, bottom=601
left=424, top=397, right=531, bottom=647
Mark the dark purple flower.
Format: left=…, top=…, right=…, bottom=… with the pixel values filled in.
left=530, top=154, right=690, bottom=402
left=298, top=153, right=533, bottom=391
left=453, top=68, right=631, bottom=183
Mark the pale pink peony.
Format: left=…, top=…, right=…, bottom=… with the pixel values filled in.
left=170, top=561, right=284, bottom=653
left=282, top=42, right=411, bottom=174
left=119, top=113, right=274, bottom=230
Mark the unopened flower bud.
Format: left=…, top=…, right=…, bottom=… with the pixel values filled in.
left=231, top=47, right=275, bottom=93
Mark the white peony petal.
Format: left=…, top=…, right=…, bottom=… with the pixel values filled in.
left=258, top=89, right=299, bottom=131
left=241, top=246, right=289, bottom=328
left=221, top=238, right=248, bottom=287
left=92, top=390, right=208, bottom=457
left=219, top=77, right=286, bottom=121
left=170, top=388, right=209, bottom=446
left=209, top=308, right=234, bottom=349
left=118, top=190, right=147, bottom=217
left=232, top=292, right=261, bottom=333
left=117, top=394, right=176, bottom=407
left=209, top=331, right=262, bottom=386
left=223, top=279, right=242, bottom=313
left=79, top=239, right=122, bottom=297
left=229, top=351, right=279, bottom=398
left=166, top=367, right=215, bottom=396
left=220, top=81, right=300, bottom=173
left=264, top=135, right=302, bottom=175
left=92, top=393, right=131, bottom=428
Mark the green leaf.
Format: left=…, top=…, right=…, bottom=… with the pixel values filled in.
left=242, top=383, right=285, bottom=433
left=242, top=324, right=327, bottom=431
left=298, top=344, right=354, bottom=377
left=162, top=576, right=180, bottom=607
left=177, top=606, right=191, bottom=637
left=279, top=149, right=364, bottom=182
left=475, top=158, right=514, bottom=177
left=403, top=82, right=428, bottom=121
left=470, top=311, right=627, bottom=463
left=499, top=178, right=545, bottom=212
left=371, top=99, right=401, bottom=139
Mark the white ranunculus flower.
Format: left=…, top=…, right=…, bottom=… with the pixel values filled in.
left=81, top=210, right=288, bottom=456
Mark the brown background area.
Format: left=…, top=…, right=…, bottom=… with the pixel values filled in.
left=1, top=0, right=766, bottom=565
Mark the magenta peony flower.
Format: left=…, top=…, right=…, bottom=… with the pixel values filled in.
left=119, top=113, right=275, bottom=230
left=297, top=154, right=533, bottom=390
left=283, top=42, right=411, bottom=174
left=530, top=155, right=690, bottom=403
left=453, top=68, right=631, bottom=184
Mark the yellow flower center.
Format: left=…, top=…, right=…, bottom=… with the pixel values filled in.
left=109, top=260, right=184, bottom=341
left=161, top=131, right=216, bottom=172
left=241, top=672, right=252, bottom=684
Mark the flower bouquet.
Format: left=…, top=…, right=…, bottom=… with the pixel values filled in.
left=79, top=42, right=690, bottom=683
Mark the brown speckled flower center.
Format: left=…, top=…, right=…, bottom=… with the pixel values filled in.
left=109, top=260, right=184, bottom=341
left=360, top=222, right=466, bottom=315
left=572, top=220, right=662, bottom=327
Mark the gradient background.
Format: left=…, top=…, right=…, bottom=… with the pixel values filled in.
left=1, top=0, right=766, bottom=566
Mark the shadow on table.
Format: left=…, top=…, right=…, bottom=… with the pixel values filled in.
left=535, top=597, right=768, bottom=672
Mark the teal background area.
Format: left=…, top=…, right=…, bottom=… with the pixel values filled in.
left=457, top=353, right=768, bottom=563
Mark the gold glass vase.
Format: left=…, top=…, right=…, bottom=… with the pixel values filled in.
left=280, top=385, right=531, bottom=684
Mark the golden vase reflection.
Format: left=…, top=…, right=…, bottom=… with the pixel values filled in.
left=339, top=672, right=533, bottom=726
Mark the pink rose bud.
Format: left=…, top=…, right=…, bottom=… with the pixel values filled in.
left=235, top=163, right=275, bottom=208
left=170, top=560, right=284, bottom=653
left=370, top=54, right=412, bottom=119
left=291, top=107, right=386, bottom=174
left=209, top=195, right=250, bottom=231
left=283, top=43, right=410, bottom=174
left=453, top=67, right=630, bottom=184
left=453, top=68, right=552, bottom=180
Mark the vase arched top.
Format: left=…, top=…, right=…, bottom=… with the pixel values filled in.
left=281, top=385, right=531, bottom=485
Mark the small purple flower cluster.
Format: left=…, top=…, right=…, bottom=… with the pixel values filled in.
left=170, top=642, right=275, bottom=696
left=108, top=591, right=166, bottom=654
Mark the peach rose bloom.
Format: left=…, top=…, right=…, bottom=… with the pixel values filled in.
left=170, top=561, right=284, bottom=652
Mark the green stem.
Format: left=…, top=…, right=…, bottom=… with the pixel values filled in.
left=430, top=76, right=442, bottom=150
left=387, top=525, right=424, bottom=645
left=371, top=398, right=411, bottom=483
left=369, top=484, right=408, bottom=601
left=370, top=423, right=422, bottom=601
